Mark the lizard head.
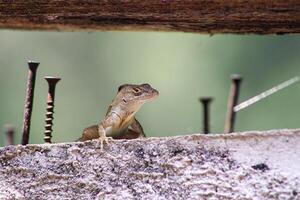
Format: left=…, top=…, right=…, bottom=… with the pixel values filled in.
left=117, top=83, right=159, bottom=105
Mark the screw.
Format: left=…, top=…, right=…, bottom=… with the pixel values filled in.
left=21, top=61, right=39, bottom=145
left=199, top=97, right=213, bottom=134
left=224, top=74, right=243, bottom=134
left=44, top=76, right=61, bottom=143
left=3, top=124, right=14, bottom=146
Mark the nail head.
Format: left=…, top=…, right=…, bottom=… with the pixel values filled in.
left=44, top=76, right=61, bottom=84
left=199, top=97, right=213, bottom=103
left=27, top=61, right=40, bottom=70
left=231, top=74, right=242, bottom=82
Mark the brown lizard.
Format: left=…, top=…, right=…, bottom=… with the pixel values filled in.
left=78, top=83, right=159, bottom=149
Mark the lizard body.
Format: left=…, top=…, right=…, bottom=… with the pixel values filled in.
left=78, top=83, right=159, bottom=149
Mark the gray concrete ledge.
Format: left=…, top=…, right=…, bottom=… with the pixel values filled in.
left=0, top=129, right=299, bottom=199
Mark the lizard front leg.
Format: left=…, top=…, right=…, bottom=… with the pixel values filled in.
left=131, top=118, right=146, bottom=138
left=97, top=123, right=113, bottom=150
left=127, top=118, right=146, bottom=138
left=97, top=113, right=121, bottom=150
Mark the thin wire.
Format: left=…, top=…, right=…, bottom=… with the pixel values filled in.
left=234, top=76, right=299, bottom=112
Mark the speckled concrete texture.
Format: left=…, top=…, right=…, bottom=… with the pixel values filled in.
left=0, top=129, right=299, bottom=199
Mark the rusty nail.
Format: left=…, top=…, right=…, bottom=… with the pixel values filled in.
left=3, top=124, right=14, bottom=146
left=224, top=74, right=243, bottom=134
left=44, top=76, right=61, bottom=143
left=199, top=97, right=213, bottom=134
left=21, top=61, right=39, bottom=145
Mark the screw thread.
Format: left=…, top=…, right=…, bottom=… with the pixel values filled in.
left=44, top=100, right=54, bottom=143
left=43, top=76, right=60, bottom=144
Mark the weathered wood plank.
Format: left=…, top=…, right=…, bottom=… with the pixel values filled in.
left=0, top=0, right=299, bottom=34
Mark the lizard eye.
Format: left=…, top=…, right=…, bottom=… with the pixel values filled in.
left=133, top=87, right=141, bottom=93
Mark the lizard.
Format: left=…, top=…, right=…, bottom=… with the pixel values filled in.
left=77, top=83, right=159, bottom=150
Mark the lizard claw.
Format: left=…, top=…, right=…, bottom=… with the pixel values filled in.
left=97, top=136, right=113, bottom=151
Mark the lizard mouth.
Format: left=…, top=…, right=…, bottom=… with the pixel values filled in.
left=146, top=89, right=159, bottom=101
left=153, top=89, right=159, bottom=98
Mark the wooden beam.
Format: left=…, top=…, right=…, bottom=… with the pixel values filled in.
left=0, top=0, right=299, bottom=34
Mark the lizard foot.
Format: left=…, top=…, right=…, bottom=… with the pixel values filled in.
left=97, top=136, right=113, bottom=151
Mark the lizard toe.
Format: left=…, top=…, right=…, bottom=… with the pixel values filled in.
left=97, top=136, right=113, bottom=151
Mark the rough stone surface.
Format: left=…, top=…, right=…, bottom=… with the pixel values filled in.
left=0, top=129, right=299, bottom=200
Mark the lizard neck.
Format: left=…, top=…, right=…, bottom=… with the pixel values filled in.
left=108, top=103, right=142, bottom=129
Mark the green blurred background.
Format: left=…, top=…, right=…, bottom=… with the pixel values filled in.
left=0, top=30, right=299, bottom=146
